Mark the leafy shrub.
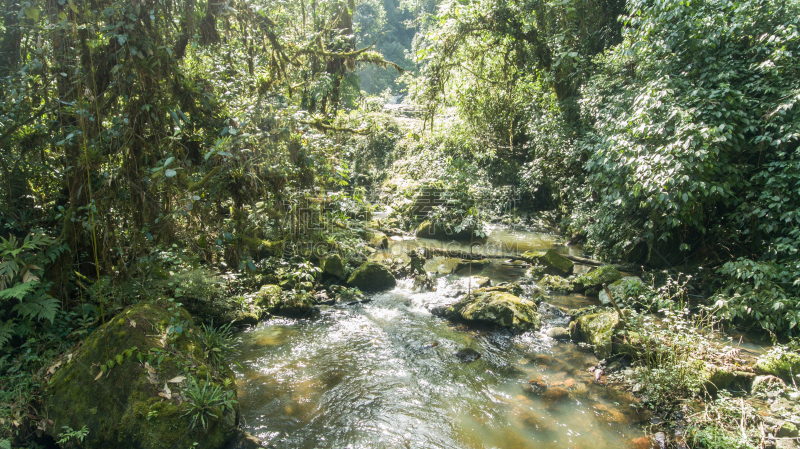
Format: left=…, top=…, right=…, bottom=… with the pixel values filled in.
left=197, top=321, right=238, bottom=368
left=181, top=374, right=237, bottom=432
left=712, top=258, right=800, bottom=335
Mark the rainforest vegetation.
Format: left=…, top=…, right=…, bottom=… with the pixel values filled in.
left=1, top=0, right=799, bottom=446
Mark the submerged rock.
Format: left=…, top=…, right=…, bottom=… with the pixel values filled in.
left=347, top=261, right=396, bottom=291
left=520, top=249, right=574, bottom=276
left=434, top=291, right=542, bottom=332
left=455, top=348, right=482, bottom=363
left=573, top=266, right=622, bottom=293
left=45, top=302, right=237, bottom=449
left=574, top=310, right=622, bottom=359
left=321, top=253, right=346, bottom=279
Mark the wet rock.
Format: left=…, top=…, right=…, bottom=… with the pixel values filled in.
left=533, top=354, right=555, bottom=366
left=415, top=219, right=479, bottom=241
left=457, top=276, right=492, bottom=290
left=454, top=258, right=491, bottom=274
left=520, top=249, right=574, bottom=276
left=433, top=291, right=542, bottom=332
left=546, top=327, right=571, bottom=341
left=599, top=276, right=645, bottom=306
left=321, top=253, right=346, bottom=279
left=573, top=266, right=623, bottom=293
left=225, top=430, right=267, bottom=449
left=368, top=230, right=389, bottom=249
left=522, top=379, right=548, bottom=395
left=537, top=274, right=573, bottom=292
left=347, top=261, right=396, bottom=291
left=455, top=348, right=482, bottom=363
left=755, top=349, right=800, bottom=382
left=45, top=302, right=237, bottom=449
left=574, top=310, right=622, bottom=359
left=778, top=422, right=799, bottom=438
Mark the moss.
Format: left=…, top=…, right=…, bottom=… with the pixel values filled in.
left=440, top=291, right=542, bottom=332
left=538, top=274, right=574, bottom=292
left=573, top=266, right=622, bottom=293
left=254, top=284, right=282, bottom=310
left=575, top=311, right=621, bottom=359
left=321, top=254, right=346, bottom=279
left=520, top=250, right=574, bottom=276
left=347, top=261, right=396, bottom=291
left=45, top=301, right=237, bottom=449
left=755, top=349, right=800, bottom=381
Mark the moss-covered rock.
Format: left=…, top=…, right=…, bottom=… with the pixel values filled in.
left=755, top=348, right=800, bottom=381
left=598, top=276, right=645, bottom=306
left=520, top=250, right=574, bottom=276
left=45, top=301, right=237, bottom=449
left=454, top=259, right=491, bottom=274
left=702, top=363, right=737, bottom=393
left=274, top=291, right=315, bottom=317
left=253, top=284, right=282, bottom=310
left=575, top=310, right=622, bottom=359
left=538, top=274, right=574, bottom=292
left=368, top=231, right=389, bottom=249
left=347, top=261, right=396, bottom=291
left=415, top=220, right=479, bottom=242
left=573, top=266, right=622, bottom=293
left=434, top=291, right=542, bottom=332
left=321, top=254, right=346, bottom=279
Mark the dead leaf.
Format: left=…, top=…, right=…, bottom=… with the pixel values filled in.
left=167, top=376, right=186, bottom=384
left=145, top=363, right=156, bottom=374
left=48, top=360, right=62, bottom=374
left=94, top=370, right=103, bottom=381
left=157, top=392, right=171, bottom=399
left=129, top=319, right=137, bottom=328
left=163, top=383, right=171, bottom=397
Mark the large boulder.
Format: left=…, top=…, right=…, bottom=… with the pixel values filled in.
left=598, top=276, right=645, bottom=306
left=347, top=261, right=396, bottom=291
left=434, top=291, right=542, bottom=332
left=520, top=250, right=574, bottom=276
left=45, top=302, right=237, bottom=449
left=321, top=254, right=346, bottom=279
left=574, top=310, right=622, bottom=359
left=415, top=220, right=478, bottom=242
left=573, top=266, right=622, bottom=293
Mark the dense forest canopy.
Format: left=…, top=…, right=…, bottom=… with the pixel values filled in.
left=1, top=0, right=800, bottom=446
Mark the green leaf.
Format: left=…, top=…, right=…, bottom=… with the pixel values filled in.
left=24, top=6, right=39, bottom=21
left=12, top=295, right=59, bottom=323
left=0, top=281, right=38, bottom=301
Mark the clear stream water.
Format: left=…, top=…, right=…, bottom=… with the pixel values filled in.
left=232, top=227, right=650, bottom=448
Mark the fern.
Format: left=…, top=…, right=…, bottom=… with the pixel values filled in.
left=12, top=294, right=59, bottom=323
left=0, top=281, right=38, bottom=301
left=0, top=320, right=15, bottom=348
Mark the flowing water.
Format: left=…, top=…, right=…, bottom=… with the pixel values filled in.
left=233, top=227, right=648, bottom=448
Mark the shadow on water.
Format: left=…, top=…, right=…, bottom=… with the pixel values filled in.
left=233, top=228, right=648, bottom=448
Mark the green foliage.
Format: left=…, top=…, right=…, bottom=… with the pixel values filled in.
left=712, top=258, right=800, bottom=335
left=197, top=321, right=238, bottom=368
left=0, top=233, right=65, bottom=348
left=56, top=425, right=89, bottom=448
left=684, top=392, right=763, bottom=449
left=181, top=374, right=237, bottom=432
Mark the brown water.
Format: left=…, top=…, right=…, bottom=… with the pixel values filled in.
left=233, top=227, right=648, bottom=448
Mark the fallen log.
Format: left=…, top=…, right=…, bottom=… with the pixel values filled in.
left=418, top=246, right=606, bottom=266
